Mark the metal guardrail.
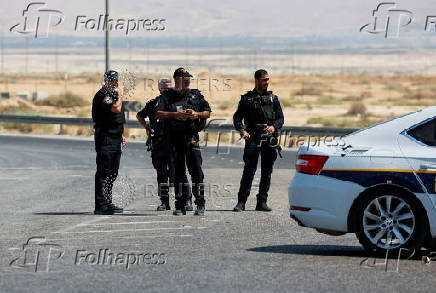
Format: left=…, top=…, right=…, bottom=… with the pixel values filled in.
left=0, top=114, right=359, bottom=136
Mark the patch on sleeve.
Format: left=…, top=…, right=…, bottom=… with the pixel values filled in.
left=104, top=96, right=113, bottom=105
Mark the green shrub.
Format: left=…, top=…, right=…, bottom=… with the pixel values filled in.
left=384, top=81, right=410, bottom=93
left=294, top=82, right=324, bottom=96
left=217, top=101, right=235, bottom=111
left=347, top=102, right=367, bottom=116
left=316, top=96, right=341, bottom=105
left=0, top=101, right=35, bottom=114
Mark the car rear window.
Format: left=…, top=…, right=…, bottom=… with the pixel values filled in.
left=344, top=110, right=418, bottom=138
left=407, top=118, right=436, bottom=146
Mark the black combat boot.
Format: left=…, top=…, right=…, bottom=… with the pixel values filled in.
left=173, top=209, right=187, bottom=216
left=157, top=197, right=171, bottom=211
left=109, top=203, right=123, bottom=213
left=173, top=200, right=187, bottom=216
left=94, top=205, right=115, bottom=215
left=233, top=202, right=245, bottom=212
left=233, top=192, right=247, bottom=212
left=194, top=205, right=205, bottom=216
left=255, top=200, right=272, bottom=212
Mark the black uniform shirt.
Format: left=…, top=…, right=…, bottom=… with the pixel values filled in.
left=92, top=87, right=125, bottom=137
left=137, top=96, right=167, bottom=136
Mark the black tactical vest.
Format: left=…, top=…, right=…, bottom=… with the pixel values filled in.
left=246, top=91, right=276, bottom=125
left=166, top=90, right=203, bottom=135
left=258, top=92, right=276, bottom=121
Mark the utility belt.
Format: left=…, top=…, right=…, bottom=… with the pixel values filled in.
left=146, top=134, right=167, bottom=152
left=246, top=124, right=273, bottom=137
left=246, top=124, right=283, bottom=158
left=94, top=126, right=123, bottom=139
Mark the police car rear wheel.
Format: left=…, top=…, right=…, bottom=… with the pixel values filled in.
left=355, top=191, right=427, bottom=256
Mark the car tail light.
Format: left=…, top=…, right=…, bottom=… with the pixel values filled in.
left=290, top=206, right=311, bottom=211
left=296, top=155, right=328, bottom=175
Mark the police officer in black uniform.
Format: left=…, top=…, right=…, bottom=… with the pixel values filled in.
left=137, top=78, right=188, bottom=211
left=233, top=69, right=284, bottom=212
left=155, top=68, right=211, bottom=216
left=137, top=78, right=172, bottom=211
left=184, top=100, right=209, bottom=212
left=92, top=70, right=126, bottom=215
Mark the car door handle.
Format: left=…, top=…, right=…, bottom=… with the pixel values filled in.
left=420, top=165, right=436, bottom=171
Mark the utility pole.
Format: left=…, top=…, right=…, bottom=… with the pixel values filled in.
left=105, top=0, right=110, bottom=72
left=25, top=37, right=28, bottom=74
left=55, top=33, right=58, bottom=73
left=1, top=28, right=4, bottom=74
left=185, top=36, right=189, bottom=67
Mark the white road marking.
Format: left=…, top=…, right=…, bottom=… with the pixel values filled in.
left=47, top=234, right=193, bottom=242
left=51, top=226, right=208, bottom=234
left=0, top=167, right=43, bottom=170
left=57, top=216, right=111, bottom=233
left=76, top=220, right=181, bottom=227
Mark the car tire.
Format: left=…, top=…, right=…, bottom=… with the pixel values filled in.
left=355, top=189, right=427, bottom=256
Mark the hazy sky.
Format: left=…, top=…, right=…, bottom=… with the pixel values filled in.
left=2, top=0, right=435, bottom=39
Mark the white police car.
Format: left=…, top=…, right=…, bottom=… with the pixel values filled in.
left=289, top=107, right=436, bottom=254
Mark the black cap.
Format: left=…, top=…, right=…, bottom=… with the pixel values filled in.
left=104, top=70, right=119, bottom=81
left=173, top=67, right=192, bottom=78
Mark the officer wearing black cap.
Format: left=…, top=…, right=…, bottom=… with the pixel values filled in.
left=92, top=70, right=126, bottom=215
left=233, top=69, right=284, bottom=212
left=155, top=68, right=211, bottom=216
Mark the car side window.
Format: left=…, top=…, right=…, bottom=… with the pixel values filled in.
left=407, top=118, right=436, bottom=146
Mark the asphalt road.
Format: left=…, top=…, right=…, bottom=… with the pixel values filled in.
left=0, top=134, right=435, bottom=293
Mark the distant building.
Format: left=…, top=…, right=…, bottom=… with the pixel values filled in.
left=17, top=92, right=30, bottom=100
left=32, top=92, right=49, bottom=101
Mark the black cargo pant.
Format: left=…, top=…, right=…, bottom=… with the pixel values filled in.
left=186, top=140, right=205, bottom=207
left=95, top=134, right=122, bottom=209
left=151, top=148, right=171, bottom=203
left=237, top=137, right=277, bottom=204
left=171, top=134, right=204, bottom=210
left=151, top=148, right=191, bottom=206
